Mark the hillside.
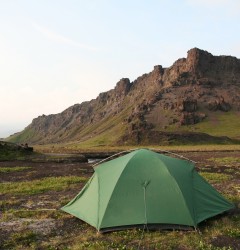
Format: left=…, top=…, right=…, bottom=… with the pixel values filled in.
left=8, top=48, right=240, bottom=146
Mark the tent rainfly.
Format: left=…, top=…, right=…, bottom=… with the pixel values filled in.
left=61, top=149, right=234, bottom=232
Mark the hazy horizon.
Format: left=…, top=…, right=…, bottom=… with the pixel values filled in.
left=1, top=0, right=240, bottom=138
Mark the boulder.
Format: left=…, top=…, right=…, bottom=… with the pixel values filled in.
left=177, top=98, right=197, bottom=112
left=208, top=97, right=231, bottom=111
left=180, top=112, right=206, bottom=125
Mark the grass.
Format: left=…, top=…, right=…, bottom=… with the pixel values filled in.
left=226, top=228, right=240, bottom=238
left=0, top=150, right=33, bottom=161
left=163, top=111, right=240, bottom=139
left=192, top=111, right=240, bottom=139
left=74, top=107, right=131, bottom=146
left=56, top=220, right=240, bottom=250
left=2, top=209, right=66, bottom=220
left=0, top=176, right=87, bottom=195
left=2, top=231, right=38, bottom=249
left=199, top=172, right=231, bottom=182
left=0, top=166, right=32, bottom=173
left=208, top=157, right=240, bottom=165
left=34, top=143, right=240, bottom=154
left=2, top=215, right=239, bottom=250
left=7, top=127, right=38, bottom=144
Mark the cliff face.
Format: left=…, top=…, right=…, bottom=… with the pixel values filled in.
left=9, top=48, right=240, bottom=145
left=162, top=48, right=240, bottom=86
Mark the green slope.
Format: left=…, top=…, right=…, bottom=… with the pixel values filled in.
left=193, top=111, right=240, bottom=139
left=165, top=111, right=240, bottom=139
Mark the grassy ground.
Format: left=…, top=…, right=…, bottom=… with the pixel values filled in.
left=0, top=151, right=239, bottom=249
left=166, top=111, right=240, bottom=140
left=0, top=166, right=32, bottom=173
left=192, top=111, right=240, bottom=139
left=0, top=176, right=87, bottom=195
left=35, top=143, right=240, bottom=154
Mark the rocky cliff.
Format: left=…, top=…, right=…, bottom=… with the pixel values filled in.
left=9, top=48, right=240, bottom=145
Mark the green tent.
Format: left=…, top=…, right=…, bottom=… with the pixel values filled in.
left=61, top=149, right=234, bottom=232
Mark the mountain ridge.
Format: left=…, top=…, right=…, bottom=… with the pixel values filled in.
left=8, top=48, right=240, bottom=145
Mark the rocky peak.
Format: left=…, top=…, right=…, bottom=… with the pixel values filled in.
left=115, top=78, right=131, bottom=95
left=187, top=47, right=212, bottom=64
left=186, top=48, right=213, bottom=75
left=162, top=47, right=240, bottom=87
left=153, top=65, right=164, bottom=75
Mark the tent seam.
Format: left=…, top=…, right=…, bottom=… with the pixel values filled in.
left=160, top=158, right=196, bottom=227
left=191, top=169, right=198, bottom=227
left=97, top=173, right=100, bottom=231
left=97, top=150, right=140, bottom=228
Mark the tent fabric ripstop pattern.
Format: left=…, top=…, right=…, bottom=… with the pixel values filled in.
left=61, top=149, right=234, bottom=232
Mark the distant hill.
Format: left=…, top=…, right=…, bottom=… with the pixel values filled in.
left=8, top=48, right=240, bottom=146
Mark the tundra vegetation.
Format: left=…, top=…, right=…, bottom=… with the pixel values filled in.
left=0, top=147, right=239, bottom=250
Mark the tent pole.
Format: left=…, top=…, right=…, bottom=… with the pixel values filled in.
left=148, top=148, right=197, bottom=164
left=91, top=148, right=139, bottom=168
left=92, top=147, right=197, bottom=169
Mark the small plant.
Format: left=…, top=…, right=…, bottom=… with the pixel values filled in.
left=0, top=166, right=32, bottom=173
left=226, top=228, right=240, bottom=238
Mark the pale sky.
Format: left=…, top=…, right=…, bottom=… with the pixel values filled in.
left=0, top=0, right=240, bottom=138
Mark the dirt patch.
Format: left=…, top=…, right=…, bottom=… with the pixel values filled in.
left=0, top=218, right=56, bottom=235
left=211, top=235, right=240, bottom=249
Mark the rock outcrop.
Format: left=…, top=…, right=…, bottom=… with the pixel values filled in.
left=8, top=48, right=240, bottom=145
